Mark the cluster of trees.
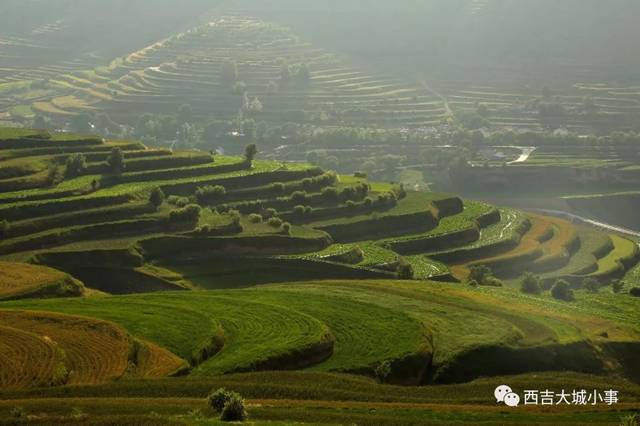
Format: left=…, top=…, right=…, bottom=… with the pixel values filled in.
left=520, top=272, right=639, bottom=301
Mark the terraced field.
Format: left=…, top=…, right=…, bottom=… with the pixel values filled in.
left=0, top=128, right=639, bottom=424
left=3, top=16, right=448, bottom=130
left=0, top=261, right=83, bottom=300
left=432, top=77, right=640, bottom=133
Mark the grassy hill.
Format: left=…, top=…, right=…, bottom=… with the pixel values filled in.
left=0, top=128, right=639, bottom=424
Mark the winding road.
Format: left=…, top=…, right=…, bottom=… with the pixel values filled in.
left=525, top=208, right=640, bottom=238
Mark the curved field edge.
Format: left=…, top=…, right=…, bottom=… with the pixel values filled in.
left=4, top=279, right=640, bottom=385
left=0, top=262, right=84, bottom=301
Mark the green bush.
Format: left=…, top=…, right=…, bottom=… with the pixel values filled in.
left=244, top=144, right=258, bottom=164
left=322, top=186, right=339, bottom=201
left=552, top=280, right=575, bottom=302
left=248, top=213, right=262, bottom=223
left=195, top=185, right=226, bottom=204
left=467, top=279, right=479, bottom=287
left=220, top=393, right=248, bottom=422
left=169, top=204, right=201, bottom=224
left=374, top=360, right=392, bottom=384
left=149, top=187, right=165, bottom=208
left=64, top=154, right=87, bottom=178
left=208, top=388, right=234, bottom=413
left=630, top=288, right=640, bottom=297
left=11, top=406, right=26, bottom=419
left=293, top=205, right=306, bottom=217
left=291, top=191, right=307, bottom=204
left=397, top=257, right=414, bottom=280
left=469, top=265, right=492, bottom=284
left=583, top=278, right=600, bottom=293
left=107, top=147, right=125, bottom=174
left=612, top=280, right=625, bottom=293
left=267, top=217, right=283, bottom=228
left=521, top=272, right=542, bottom=295
left=263, top=208, right=278, bottom=219
left=281, top=222, right=291, bottom=235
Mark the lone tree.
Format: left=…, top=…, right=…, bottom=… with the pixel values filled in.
left=295, top=64, right=311, bottom=86
left=520, top=272, right=542, bottom=295
left=583, top=278, right=600, bottom=293
left=551, top=280, right=575, bottom=302
left=220, top=61, right=238, bottom=86
left=244, top=144, right=258, bottom=165
left=149, top=187, right=165, bottom=209
left=107, top=147, right=125, bottom=174
left=397, top=257, right=414, bottom=280
left=279, top=63, right=291, bottom=85
left=64, top=154, right=87, bottom=178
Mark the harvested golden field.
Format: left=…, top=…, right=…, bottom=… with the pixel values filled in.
left=0, top=325, right=64, bottom=389
left=0, top=262, right=84, bottom=300
left=0, top=310, right=186, bottom=389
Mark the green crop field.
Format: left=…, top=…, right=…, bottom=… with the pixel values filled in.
left=0, top=128, right=639, bottom=425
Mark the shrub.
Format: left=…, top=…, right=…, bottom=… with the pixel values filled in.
left=483, top=276, right=504, bottom=287
left=248, top=213, right=262, bottom=223
left=195, top=185, right=226, bottom=204
left=220, top=393, right=248, bottom=422
left=620, top=413, right=639, bottom=426
left=216, top=204, right=230, bottom=214
left=267, top=217, right=283, bottom=228
left=169, top=204, right=201, bottom=224
left=291, top=191, right=307, bottom=204
left=374, top=360, right=392, bottom=384
left=467, top=279, right=479, bottom=288
left=228, top=210, right=241, bottom=226
left=354, top=171, right=367, bottom=178
left=244, top=144, right=258, bottom=164
left=340, top=186, right=357, bottom=202
left=521, top=272, right=542, bottom=295
left=46, top=164, right=63, bottom=186
left=11, top=407, right=26, bottom=419
left=630, top=288, right=640, bottom=297
left=346, top=200, right=357, bottom=209
left=552, top=280, right=575, bottom=302
left=293, top=205, right=306, bottom=217
left=64, top=154, right=87, bottom=178
left=107, top=147, right=125, bottom=174
left=363, top=197, right=373, bottom=208
left=281, top=222, right=291, bottom=235
left=167, top=195, right=189, bottom=207
left=322, top=186, right=339, bottom=201
left=583, top=278, right=600, bottom=293
left=208, top=388, right=234, bottom=413
left=149, top=187, right=165, bottom=208
left=469, top=265, right=492, bottom=284
left=263, top=208, right=278, bottom=219
left=397, top=257, right=414, bottom=280
left=612, top=280, right=625, bottom=293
